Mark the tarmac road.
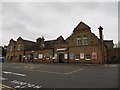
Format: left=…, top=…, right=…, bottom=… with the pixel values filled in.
left=1, top=62, right=118, bottom=89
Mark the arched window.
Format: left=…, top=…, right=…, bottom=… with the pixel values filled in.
left=76, top=37, right=81, bottom=46
left=82, top=36, right=88, bottom=45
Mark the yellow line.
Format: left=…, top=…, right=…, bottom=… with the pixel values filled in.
left=0, top=84, right=16, bottom=90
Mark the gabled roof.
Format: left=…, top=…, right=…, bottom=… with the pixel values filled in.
left=57, top=36, right=64, bottom=41
left=73, top=21, right=91, bottom=33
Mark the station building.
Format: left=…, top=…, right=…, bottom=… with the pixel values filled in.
left=6, top=21, right=114, bottom=64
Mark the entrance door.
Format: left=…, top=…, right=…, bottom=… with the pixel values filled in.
left=58, top=53, right=64, bottom=63
left=19, top=55, right=22, bottom=62
left=30, top=54, right=33, bottom=62
left=11, top=56, right=13, bottom=61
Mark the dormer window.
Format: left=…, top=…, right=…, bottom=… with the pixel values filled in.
left=77, top=37, right=81, bottom=46
left=82, top=36, right=88, bottom=45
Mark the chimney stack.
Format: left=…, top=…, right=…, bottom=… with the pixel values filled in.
left=36, top=36, right=45, bottom=48
left=98, top=26, right=103, bottom=41
left=98, top=26, right=104, bottom=64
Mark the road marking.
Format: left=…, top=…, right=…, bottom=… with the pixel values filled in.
left=3, top=71, right=26, bottom=77
left=103, top=64, right=118, bottom=67
left=11, top=80, right=42, bottom=88
left=65, top=68, right=84, bottom=75
left=3, top=67, right=84, bottom=75
left=0, top=84, right=16, bottom=90
left=0, top=77, right=8, bottom=80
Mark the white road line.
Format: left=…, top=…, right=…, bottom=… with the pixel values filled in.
left=0, top=77, right=8, bottom=80
left=3, top=71, right=26, bottom=77
left=3, top=67, right=84, bottom=75
left=65, top=68, right=84, bottom=75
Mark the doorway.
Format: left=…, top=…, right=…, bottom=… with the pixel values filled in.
left=19, top=55, right=22, bottom=62
left=58, top=53, right=64, bottom=63
left=11, top=56, right=13, bottom=61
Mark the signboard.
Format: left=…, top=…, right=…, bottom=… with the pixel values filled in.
left=54, top=54, right=57, bottom=59
left=92, top=52, right=97, bottom=60
left=80, top=53, right=84, bottom=59
left=57, top=48, right=67, bottom=51
left=64, top=54, right=68, bottom=59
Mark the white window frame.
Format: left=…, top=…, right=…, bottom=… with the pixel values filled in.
left=75, top=55, right=80, bottom=60
left=18, top=44, right=21, bottom=51
left=85, top=54, right=91, bottom=60
left=82, top=36, right=88, bottom=46
left=38, top=54, right=43, bottom=59
left=70, top=53, right=74, bottom=59
left=77, top=37, right=81, bottom=46
left=34, top=53, right=38, bottom=59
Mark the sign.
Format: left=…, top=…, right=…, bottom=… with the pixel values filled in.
left=92, top=52, right=97, bottom=59
left=80, top=53, right=84, bottom=59
left=57, top=48, right=67, bottom=51
left=64, top=54, right=68, bottom=59
left=54, top=54, right=57, bottom=59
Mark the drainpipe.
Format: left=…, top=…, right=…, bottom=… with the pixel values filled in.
left=67, top=47, right=69, bottom=63
left=52, top=48, right=54, bottom=63
left=13, top=46, right=15, bottom=61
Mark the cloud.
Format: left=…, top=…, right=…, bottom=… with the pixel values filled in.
left=2, top=2, right=118, bottom=46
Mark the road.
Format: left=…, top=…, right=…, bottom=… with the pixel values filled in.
left=1, top=62, right=118, bottom=89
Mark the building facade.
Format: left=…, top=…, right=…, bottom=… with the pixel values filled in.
left=6, top=21, right=112, bottom=64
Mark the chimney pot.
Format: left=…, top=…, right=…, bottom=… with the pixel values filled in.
left=98, top=26, right=103, bottom=40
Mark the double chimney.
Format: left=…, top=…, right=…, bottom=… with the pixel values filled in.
left=36, top=36, right=45, bottom=49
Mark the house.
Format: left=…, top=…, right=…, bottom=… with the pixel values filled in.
left=6, top=21, right=109, bottom=64
left=66, top=21, right=106, bottom=64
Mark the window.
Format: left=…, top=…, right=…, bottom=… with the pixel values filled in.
left=25, top=55, right=27, bottom=59
left=28, top=55, right=31, bottom=60
left=70, top=53, right=74, bottom=59
left=34, top=53, right=38, bottom=59
left=38, top=54, right=43, bottom=59
left=77, top=37, right=81, bottom=46
left=85, top=54, right=91, bottom=60
left=82, top=36, right=88, bottom=45
left=10, top=46, right=12, bottom=51
left=46, top=53, right=49, bottom=58
left=18, top=44, right=21, bottom=51
left=75, top=55, right=80, bottom=60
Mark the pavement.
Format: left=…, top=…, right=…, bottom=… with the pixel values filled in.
left=1, top=62, right=119, bottom=89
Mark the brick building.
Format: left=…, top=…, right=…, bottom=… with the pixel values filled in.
left=6, top=21, right=115, bottom=64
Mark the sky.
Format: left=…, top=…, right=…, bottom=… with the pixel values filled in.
left=0, top=0, right=119, bottom=46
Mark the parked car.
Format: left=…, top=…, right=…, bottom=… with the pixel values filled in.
left=0, top=57, right=4, bottom=62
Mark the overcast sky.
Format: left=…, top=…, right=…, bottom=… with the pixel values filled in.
left=1, top=1, right=119, bottom=46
